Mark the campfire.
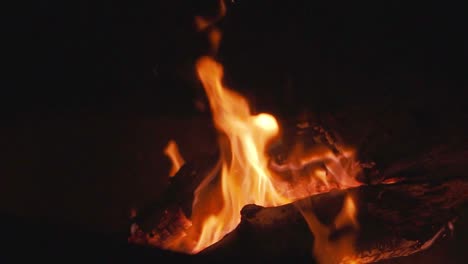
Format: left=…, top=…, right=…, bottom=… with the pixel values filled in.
left=127, top=1, right=467, bottom=263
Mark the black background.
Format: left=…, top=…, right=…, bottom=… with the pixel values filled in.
left=3, top=0, right=466, bottom=116
left=1, top=0, right=467, bottom=262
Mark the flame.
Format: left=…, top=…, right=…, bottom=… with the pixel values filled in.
left=188, top=57, right=291, bottom=252
left=270, top=144, right=362, bottom=200
left=164, top=140, right=185, bottom=177
left=149, top=0, right=363, bottom=256
left=296, top=195, right=360, bottom=264
left=159, top=56, right=362, bottom=254
left=194, top=0, right=226, bottom=53
left=194, top=0, right=226, bottom=31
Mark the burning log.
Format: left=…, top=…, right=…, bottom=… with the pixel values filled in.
left=129, top=150, right=468, bottom=263
left=126, top=178, right=468, bottom=263
left=129, top=120, right=468, bottom=262
left=197, top=179, right=468, bottom=263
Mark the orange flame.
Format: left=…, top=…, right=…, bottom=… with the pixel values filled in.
left=269, top=144, right=362, bottom=200
left=194, top=0, right=226, bottom=32
left=160, top=57, right=362, bottom=254
left=153, top=0, right=363, bottom=256
left=189, top=57, right=291, bottom=252
left=194, top=0, right=226, bottom=53
left=296, top=195, right=360, bottom=264
left=163, top=140, right=185, bottom=177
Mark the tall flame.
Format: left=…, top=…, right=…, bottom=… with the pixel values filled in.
left=189, top=57, right=291, bottom=252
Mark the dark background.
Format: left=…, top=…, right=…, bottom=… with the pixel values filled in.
left=3, top=0, right=466, bottom=116
left=1, top=0, right=467, bottom=262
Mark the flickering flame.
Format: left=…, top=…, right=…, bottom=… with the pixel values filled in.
left=194, top=0, right=226, bottom=53
left=163, top=140, right=185, bottom=177
left=296, top=194, right=360, bottom=264
left=159, top=56, right=362, bottom=254
left=188, top=57, right=291, bottom=252
left=270, top=144, right=362, bottom=199
left=336, top=196, right=359, bottom=229
left=151, top=0, right=363, bottom=256
left=194, top=0, right=226, bottom=31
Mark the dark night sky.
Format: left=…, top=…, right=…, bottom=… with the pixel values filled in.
left=1, top=1, right=467, bottom=261
left=3, top=0, right=466, bottom=117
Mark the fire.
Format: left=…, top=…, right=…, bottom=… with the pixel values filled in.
left=148, top=0, right=363, bottom=258
left=296, top=195, right=360, bottom=264
left=163, top=140, right=185, bottom=177
left=188, top=57, right=291, bottom=252
left=269, top=143, right=362, bottom=200
left=158, top=56, right=362, bottom=255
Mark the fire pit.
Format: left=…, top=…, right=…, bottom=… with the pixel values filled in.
left=123, top=1, right=468, bottom=263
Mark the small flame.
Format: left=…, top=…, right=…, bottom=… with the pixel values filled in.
left=296, top=195, right=360, bottom=264
left=269, top=144, right=362, bottom=200
left=194, top=0, right=226, bottom=31
left=336, top=196, right=359, bottom=229
left=164, top=140, right=185, bottom=177
left=194, top=0, right=226, bottom=53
